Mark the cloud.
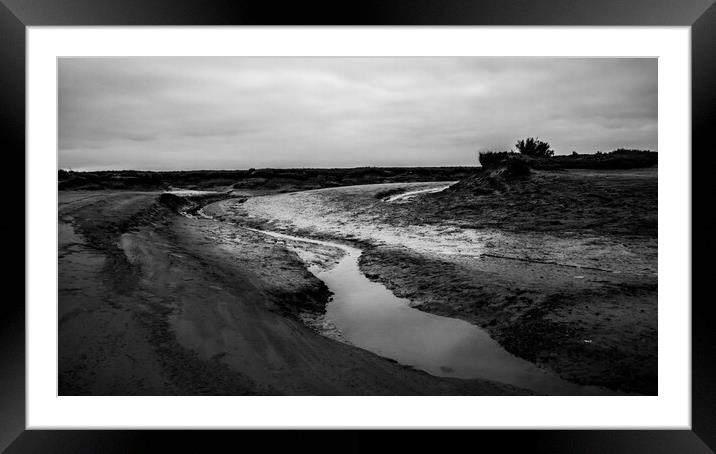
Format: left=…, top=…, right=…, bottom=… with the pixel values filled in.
left=58, top=57, right=657, bottom=170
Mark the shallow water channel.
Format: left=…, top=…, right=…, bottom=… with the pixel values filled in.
left=248, top=227, right=611, bottom=395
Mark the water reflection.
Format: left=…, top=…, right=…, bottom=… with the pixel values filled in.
left=251, top=228, right=616, bottom=395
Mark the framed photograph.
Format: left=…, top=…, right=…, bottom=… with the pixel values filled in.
left=4, top=0, right=714, bottom=451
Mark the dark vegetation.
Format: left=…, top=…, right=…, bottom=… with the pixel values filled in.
left=58, top=166, right=478, bottom=191
left=479, top=139, right=656, bottom=171
left=477, top=151, right=513, bottom=167
left=551, top=149, right=658, bottom=169
left=479, top=148, right=657, bottom=170
left=514, top=137, right=554, bottom=158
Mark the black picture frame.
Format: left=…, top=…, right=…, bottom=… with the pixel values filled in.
left=2, top=0, right=714, bottom=452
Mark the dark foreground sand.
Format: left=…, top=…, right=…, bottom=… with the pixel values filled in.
left=58, top=191, right=527, bottom=395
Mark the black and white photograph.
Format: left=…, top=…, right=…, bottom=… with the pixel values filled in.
left=57, top=57, right=658, bottom=397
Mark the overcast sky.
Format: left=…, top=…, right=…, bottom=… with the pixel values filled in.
left=58, top=57, right=656, bottom=170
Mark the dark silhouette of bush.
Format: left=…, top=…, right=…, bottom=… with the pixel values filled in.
left=475, top=150, right=532, bottom=179
left=479, top=150, right=560, bottom=171
left=478, top=151, right=516, bottom=167
left=515, top=137, right=554, bottom=158
left=501, top=154, right=532, bottom=177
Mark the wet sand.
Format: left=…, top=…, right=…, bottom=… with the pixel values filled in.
left=58, top=191, right=528, bottom=395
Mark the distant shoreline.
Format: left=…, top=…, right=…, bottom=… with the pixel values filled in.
left=58, top=150, right=657, bottom=192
